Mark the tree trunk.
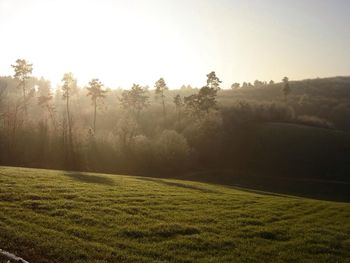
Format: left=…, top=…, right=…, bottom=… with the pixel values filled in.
left=66, top=95, right=73, bottom=154
left=162, top=96, right=166, bottom=118
left=22, top=82, right=27, bottom=119
left=47, top=105, right=57, bottom=132
left=93, top=99, right=97, bottom=133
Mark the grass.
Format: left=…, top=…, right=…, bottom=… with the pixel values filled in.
left=250, top=123, right=350, bottom=180
left=0, top=166, right=350, bottom=263
left=177, top=123, right=350, bottom=202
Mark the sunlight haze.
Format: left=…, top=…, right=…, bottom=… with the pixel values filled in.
left=0, top=0, right=349, bottom=88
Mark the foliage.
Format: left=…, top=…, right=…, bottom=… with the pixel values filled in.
left=154, top=130, right=190, bottom=170
left=0, top=61, right=350, bottom=179
left=86, top=79, right=107, bottom=102
left=184, top=71, right=221, bottom=115
left=173, top=94, right=183, bottom=112
left=86, top=78, right=107, bottom=132
left=11, top=59, right=33, bottom=118
left=61, top=72, right=76, bottom=100
left=282, top=76, right=291, bottom=102
left=11, top=59, right=33, bottom=83
left=154, top=78, right=168, bottom=117
left=120, top=84, right=149, bottom=117
left=231, top=82, right=240, bottom=89
left=206, top=71, right=222, bottom=90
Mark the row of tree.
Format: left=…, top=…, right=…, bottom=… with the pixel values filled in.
left=0, top=58, right=301, bottom=175
left=8, top=59, right=241, bottom=132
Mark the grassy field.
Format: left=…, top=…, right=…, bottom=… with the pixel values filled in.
left=176, top=123, right=350, bottom=202
left=0, top=166, right=350, bottom=263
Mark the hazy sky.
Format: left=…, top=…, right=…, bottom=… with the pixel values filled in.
left=0, top=0, right=349, bottom=88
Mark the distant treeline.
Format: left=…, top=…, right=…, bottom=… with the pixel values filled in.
left=0, top=59, right=349, bottom=177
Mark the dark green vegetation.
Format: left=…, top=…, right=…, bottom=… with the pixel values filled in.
left=0, top=166, right=350, bottom=263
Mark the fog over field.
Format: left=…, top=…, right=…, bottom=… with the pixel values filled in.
left=0, top=0, right=350, bottom=262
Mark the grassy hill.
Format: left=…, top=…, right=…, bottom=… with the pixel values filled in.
left=1, top=166, right=350, bottom=263
left=250, top=123, right=350, bottom=179
left=177, top=122, right=350, bottom=202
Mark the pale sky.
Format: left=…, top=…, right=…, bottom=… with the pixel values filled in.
left=0, top=0, right=349, bottom=88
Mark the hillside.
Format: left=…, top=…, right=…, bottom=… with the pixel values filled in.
left=218, top=76, right=350, bottom=131
left=176, top=122, right=350, bottom=202
left=0, top=166, right=350, bottom=263
left=250, top=123, right=350, bottom=178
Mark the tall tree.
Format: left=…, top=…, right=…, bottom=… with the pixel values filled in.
left=173, top=94, right=183, bottom=111
left=184, top=72, right=221, bottom=116
left=198, top=86, right=217, bottom=113
left=200, top=71, right=221, bottom=112
left=154, top=78, right=168, bottom=117
left=11, top=59, right=33, bottom=118
left=120, top=84, right=149, bottom=118
left=87, top=78, right=107, bottom=133
left=206, top=71, right=222, bottom=90
left=282, top=76, right=291, bottom=103
left=61, top=72, right=76, bottom=145
left=173, top=94, right=183, bottom=120
left=184, top=94, right=201, bottom=117
left=37, top=81, right=57, bottom=131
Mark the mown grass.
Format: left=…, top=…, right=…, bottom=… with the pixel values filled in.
left=0, top=166, right=349, bottom=263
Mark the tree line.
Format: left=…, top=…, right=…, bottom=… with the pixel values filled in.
left=0, top=59, right=343, bottom=176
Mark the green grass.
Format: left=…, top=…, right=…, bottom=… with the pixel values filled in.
left=0, top=166, right=350, bottom=263
left=251, top=123, right=350, bottom=178
left=178, top=123, right=350, bottom=202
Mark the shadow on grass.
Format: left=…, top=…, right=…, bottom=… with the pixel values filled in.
left=135, top=177, right=219, bottom=193
left=177, top=170, right=350, bottom=202
left=64, top=172, right=115, bottom=186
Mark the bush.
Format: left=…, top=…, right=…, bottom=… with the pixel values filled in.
left=222, top=101, right=295, bottom=126
left=296, top=115, right=335, bottom=129
left=154, top=130, right=190, bottom=171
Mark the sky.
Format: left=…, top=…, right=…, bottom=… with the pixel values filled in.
left=0, top=0, right=349, bottom=89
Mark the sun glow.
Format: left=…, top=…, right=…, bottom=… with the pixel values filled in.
left=0, top=0, right=349, bottom=88
left=1, top=0, right=217, bottom=88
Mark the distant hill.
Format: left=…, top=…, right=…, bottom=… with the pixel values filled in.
left=217, top=76, right=350, bottom=131
left=219, top=76, right=350, bottom=101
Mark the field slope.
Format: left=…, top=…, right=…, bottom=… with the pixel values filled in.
left=0, top=166, right=350, bottom=263
left=179, top=123, right=350, bottom=202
